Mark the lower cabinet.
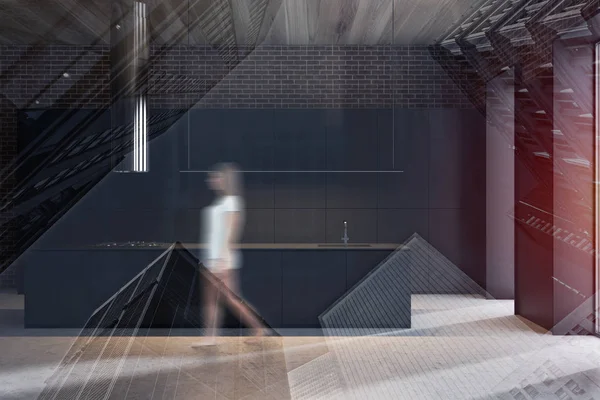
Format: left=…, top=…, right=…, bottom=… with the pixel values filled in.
left=240, top=251, right=283, bottom=328
left=23, top=248, right=397, bottom=329
left=346, top=251, right=391, bottom=290
left=240, top=249, right=394, bottom=329
left=281, top=251, right=347, bottom=328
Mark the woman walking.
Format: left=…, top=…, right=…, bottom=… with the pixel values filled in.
left=193, top=163, right=263, bottom=346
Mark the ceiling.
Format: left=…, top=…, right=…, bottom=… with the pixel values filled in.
left=0, top=0, right=483, bottom=46
left=264, top=0, right=484, bottom=45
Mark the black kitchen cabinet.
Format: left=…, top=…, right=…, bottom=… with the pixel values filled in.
left=222, top=110, right=274, bottom=171
left=377, top=170, right=429, bottom=209
left=273, top=172, right=327, bottom=209
left=174, top=209, right=201, bottom=244
left=25, top=248, right=402, bottom=330
left=25, top=250, right=164, bottom=328
left=188, top=109, right=224, bottom=171
left=243, top=209, right=275, bottom=243
left=326, top=172, right=378, bottom=209
left=281, top=251, right=346, bottom=328
left=274, top=209, right=327, bottom=243
left=377, top=109, right=394, bottom=170
left=346, top=251, right=391, bottom=290
left=240, top=251, right=283, bottom=328
left=325, top=209, right=378, bottom=244
left=377, top=109, right=430, bottom=172
left=188, top=109, right=275, bottom=171
left=273, top=109, right=327, bottom=171
left=326, top=109, right=378, bottom=171
left=244, top=172, right=274, bottom=209
left=376, top=208, right=430, bottom=244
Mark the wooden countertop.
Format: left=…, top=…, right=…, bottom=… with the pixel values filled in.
left=192, top=243, right=403, bottom=250
left=38, top=243, right=405, bottom=251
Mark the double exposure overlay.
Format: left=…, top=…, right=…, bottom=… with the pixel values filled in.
left=1, top=1, right=600, bottom=399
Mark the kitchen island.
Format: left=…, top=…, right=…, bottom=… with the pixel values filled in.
left=24, top=243, right=410, bottom=330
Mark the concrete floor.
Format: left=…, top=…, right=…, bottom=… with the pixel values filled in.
left=1, top=291, right=599, bottom=399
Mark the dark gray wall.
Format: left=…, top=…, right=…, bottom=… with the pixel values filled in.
left=486, top=72, right=515, bottom=300
left=551, top=39, right=594, bottom=330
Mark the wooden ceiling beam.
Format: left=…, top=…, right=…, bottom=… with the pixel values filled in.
left=312, top=0, right=340, bottom=43
left=53, top=0, right=110, bottom=44
left=255, top=0, right=282, bottom=45
left=231, top=0, right=252, bottom=45
left=0, top=0, right=488, bottom=46
left=346, top=0, right=393, bottom=44
left=0, top=0, right=77, bottom=44
left=283, top=0, right=310, bottom=44
left=149, top=0, right=189, bottom=44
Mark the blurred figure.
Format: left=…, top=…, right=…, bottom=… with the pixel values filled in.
left=194, top=163, right=263, bottom=346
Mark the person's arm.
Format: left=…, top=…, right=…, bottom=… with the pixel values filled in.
left=224, top=210, right=241, bottom=249
left=219, top=197, right=242, bottom=265
left=216, top=211, right=240, bottom=270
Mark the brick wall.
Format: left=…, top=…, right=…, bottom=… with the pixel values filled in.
left=0, top=45, right=111, bottom=109
left=149, top=45, right=472, bottom=109
left=2, top=44, right=472, bottom=110
left=428, top=45, right=486, bottom=113
left=0, top=96, right=17, bottom=288
left=0, top=43, right=475, bottom=288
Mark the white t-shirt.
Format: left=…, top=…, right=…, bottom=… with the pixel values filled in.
left=201, top=195, right=244, bottom=270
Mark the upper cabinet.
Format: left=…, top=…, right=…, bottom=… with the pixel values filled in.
left=326, top=109, right=378, bottom=171
left=377, top=109, right=430, bottom=208
left=273, top=109, right=327, bottom=171
left=187, top=108, right=431, bottom=173
left=188, top=109, right=274, bottom=171
left=188, top=109, right=225, bottom=171
left=221, top=109, right=275, bottom=171
left=377, top=109, right=429, bottom=172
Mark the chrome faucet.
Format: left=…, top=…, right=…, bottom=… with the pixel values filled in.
left=341, top=221, right=349, bottom=246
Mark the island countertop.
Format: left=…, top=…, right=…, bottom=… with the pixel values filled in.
left=25, top=242, right=410, bottom=329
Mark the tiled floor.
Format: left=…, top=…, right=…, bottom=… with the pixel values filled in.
left=1, top=291, right=599, bottom=399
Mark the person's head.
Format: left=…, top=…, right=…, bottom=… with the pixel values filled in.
left=207, top=163, right=242, bottom=197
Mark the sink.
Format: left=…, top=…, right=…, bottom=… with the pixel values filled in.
left=317, top=244, right=372, bottom=248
